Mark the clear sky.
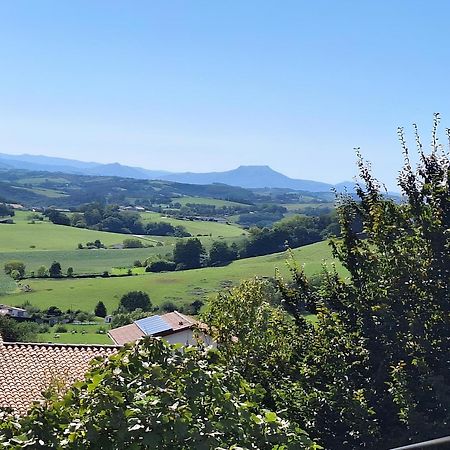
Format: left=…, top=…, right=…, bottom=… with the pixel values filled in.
left=1, top=1, right=450, bottom=189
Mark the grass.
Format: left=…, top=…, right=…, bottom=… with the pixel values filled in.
left=0, top=247, right=174, bottom=275
left=5, top=241, right=342, bottom=314
left=140, top=212, right=246, bottom=238
left=37, top=323, right=112, bottom=345
left=0, top=271, right=18, bottom=295
left=0, top=211, right=154, bottom=252
left=174, top=196, right=249, bottom=207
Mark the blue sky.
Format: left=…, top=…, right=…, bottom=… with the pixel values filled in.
left=1, top=1, right=450, bottom=188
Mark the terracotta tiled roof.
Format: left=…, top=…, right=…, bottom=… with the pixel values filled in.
left=108, top=322, right=145, bottom=345
left=0, top=335, right=118, bottom=415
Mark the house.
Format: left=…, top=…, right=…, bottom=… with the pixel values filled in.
left=108, top=311, right=214, bottom=347
left=0, top=334, right=118, bottom=415
left=0, top=304, right=29, bottom=319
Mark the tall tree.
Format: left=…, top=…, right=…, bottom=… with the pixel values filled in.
left=173, top=238, right=205, bottom=269
left=119, top=291, right=152, bottom=313
left=94, top=301, right=107, bottom=318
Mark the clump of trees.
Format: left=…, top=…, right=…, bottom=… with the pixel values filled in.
left=45, top=202, right=190, bottom=238
left=4, top=261, right=26, bottom=279
left=173, top=238, right=205, bottom=270
left=122, top=238, right=144, bottom=248
left=0, top=315, right=40, bottom=342
left=0, top=203, right=14, bottom=217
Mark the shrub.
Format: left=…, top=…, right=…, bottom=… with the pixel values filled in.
left=4, top=261, right=25, bottom=278
left=145, top=260, right=176, bottom=273
left=122, top=238, right=144, bottom=248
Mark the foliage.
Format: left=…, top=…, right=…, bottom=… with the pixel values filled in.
left=208, top=240, right=239, bottom=265
left=0, top=315, right=39, bottom=342
left=37, top=265, right=48, bottom=277
left=110, top=308, right=150, bottom=328
left=94, top=301, right=107, bottom=318
left=119, top=290, right=152, bottom=313
left=240, top=214, right=337, bottom=258
left=202, top=279, right=301, bottom=392
left=0, top=339, right=317, bottom=449
left=145, top=221, right=191, bottom=237
left=4, top=260, right=26, bottom=278
left=44, top=209, right=71, bottom=226
left=122, top=238, right=144, bottom=248
left=49, top=261, right=62, bottom=278
left=173, top=238, right=205, bottom=269
left=145, top=260, right=176, bottom=272
left=0, top=203, right=14, bottom=217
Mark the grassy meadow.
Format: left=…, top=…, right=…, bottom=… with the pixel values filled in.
left=140, top=212, right=246, bottom=238
left=6, top=241, right=341, bottom=314
left=0, top=211, right=155, bottom=252
left=0, top=211, right=246, bottom=275
left=37, top=323, right=112, bottom=345
left=1, top=209, right=341, bottom=345
left=175, top=196, right=249, bottom=207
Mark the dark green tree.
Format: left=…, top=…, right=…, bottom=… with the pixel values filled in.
left=119, top=291, right=152, bottom=312
left=0, top=316, right=38, bottom=342
left=173, top=238, right=205, bottom=269
left=208, top=240, right=238, bottom=265
left=48, top=261, right=62, bottom=278
left=276, top=115, right=450, bottom=448
left=94, top=301, right=107, bottom=318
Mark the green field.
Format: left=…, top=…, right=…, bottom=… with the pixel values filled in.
left=4, top=241, right=341, bottom=314
left=174, top=196, right=249, bottom=207
left=37, top=323, right=112, bottom=345
left=0, top=211, right=154, bottom=252
left=0, top=247, right=175, bottom=275
left=0, top=211, right=248, bottom=276
left=140, top=212, right=246, bottom=238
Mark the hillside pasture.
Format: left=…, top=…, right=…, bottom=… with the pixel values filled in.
left=174, top=196, right=250, bottom=207
left=0, top=211, right=161, bottom=252
left=0, top=247, right=175, bottom=276
left=140, top=212, right=246, bottom=238
left=5, top=241, right=341, bottom=313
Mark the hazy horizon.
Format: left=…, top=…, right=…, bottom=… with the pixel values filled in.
left=2, top=1, right=450, bottom=189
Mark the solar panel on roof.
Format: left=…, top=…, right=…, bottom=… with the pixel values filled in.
left=134, top=315, right=172, bottom=336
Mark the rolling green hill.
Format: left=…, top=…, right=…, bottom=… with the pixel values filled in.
left=5, top=240, right=342, bottom=313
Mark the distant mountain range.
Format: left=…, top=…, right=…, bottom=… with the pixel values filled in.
left=0, top=152, right=355, bottom=192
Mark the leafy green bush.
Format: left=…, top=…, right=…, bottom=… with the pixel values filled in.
left=0, top=339, right=316, bottom=449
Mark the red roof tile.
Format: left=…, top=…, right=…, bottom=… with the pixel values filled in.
left=0, top=335, right=118, bottom=415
